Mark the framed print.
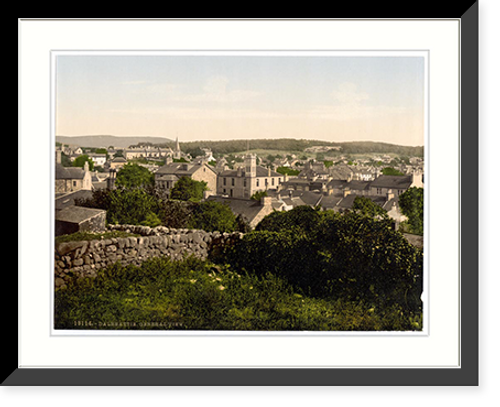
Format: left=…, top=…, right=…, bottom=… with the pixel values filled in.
left=10, top=10, right=478, bottom=386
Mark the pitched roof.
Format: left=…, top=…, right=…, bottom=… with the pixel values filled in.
left=55, top=206, right=106, bottom=224
left=337, top=194, right=388, bottom=210
left=55, top=164, right=86, bottom=180
left=346, top=180, right=371, bottom=191
left=206, top=196, right=266, bottom=224
left=370, top=175, right=412, bottom=189
left=298, top=191, right=323, bottom=207
left=55, top=190, right=94, bottom=211
left=156, top=162, right=215, bottom=177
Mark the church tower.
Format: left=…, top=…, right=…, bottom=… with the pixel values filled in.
left=244, top=153, right=256, bottom=178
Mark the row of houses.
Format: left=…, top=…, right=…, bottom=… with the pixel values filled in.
left=55, top=144, right=424, bottom=233
left=152, top=153, right=423, bottom=228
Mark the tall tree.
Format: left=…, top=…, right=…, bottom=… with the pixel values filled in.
left=399, top=187, right=424, bottom=235
left=116, top=163, right=154, bottom=189
left=170, top=176, right=207, bottom=202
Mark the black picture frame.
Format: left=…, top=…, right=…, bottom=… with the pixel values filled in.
left=9, top=7, right=479, bottom=387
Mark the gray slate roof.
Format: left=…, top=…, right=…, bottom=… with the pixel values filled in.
left=370, top=175, right=412, bottom=189
left=55, top=164, right=86, bottom=180
left=55, top=206, right=106, bottom=224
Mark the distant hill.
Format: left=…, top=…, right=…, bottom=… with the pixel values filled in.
left=176, top=139, right=424, bottom=157
left=56, top=135, right=174, bottom=149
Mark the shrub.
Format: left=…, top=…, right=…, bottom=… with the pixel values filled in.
left=218, top=209, right=423, bottom=313
left=188, top=201, right=238, bottom=233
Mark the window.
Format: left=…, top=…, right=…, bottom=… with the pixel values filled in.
left=256, top=179, right=260, bottom=187
left=232, top=178, right=235, bottom=186
left=223, top=178, right=226, bottom=186
left=272, top=178, right=275, bottom=186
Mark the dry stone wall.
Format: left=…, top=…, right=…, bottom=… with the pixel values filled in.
left=54, top=224, right=243, bottom=289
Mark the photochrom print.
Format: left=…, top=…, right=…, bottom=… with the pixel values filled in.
left=53, top=51, right=426, bottom=333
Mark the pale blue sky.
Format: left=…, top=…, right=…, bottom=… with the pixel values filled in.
left=56, top=55, right=425, bottom=146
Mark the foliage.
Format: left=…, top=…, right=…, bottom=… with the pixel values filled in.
left=255, top=205, right=322, bottom=235
left=250, top=190, right=268, bottom=201
left=276, top=166, right=300, bottom=176
left=72, top=154, right=94, bottom=171
left=76, top=187, right=161, bottom=226
left=75, top=188, right=241, bottom=233
left=54, top=256, right=421, bottom=331
left=188, top=201, right=238, bottom=233
left=170, top=176, right=207, bottom=202
left=116, top=163, right=155, bottom=189
left=106, top=188, right=161, bottom=226
left=60, top=152, right=73, bottom=167
left=382, top=167, right=405, bottom=176
left=399, top=187, right=424, bottom=235
left=95, top=148, right=108, bottom=156
left=160, top=200, right=198, bottom=229
left=351, top=196, right=389, bottom=219
left=216, top=208, right=423, bottom=315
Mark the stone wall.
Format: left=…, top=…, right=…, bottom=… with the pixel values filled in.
left=54, top=224, right=243, bottom=289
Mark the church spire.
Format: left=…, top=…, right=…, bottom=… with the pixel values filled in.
left=174, top=135, right=181, bottom=159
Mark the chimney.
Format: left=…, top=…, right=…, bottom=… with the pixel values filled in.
left=260, top=196, right=272, bottom=207
left=343, top=188, right=351, bottom=198
left=55, top=148, right=62, bottom=164
left=107, top=169, right=116, bottom=190
left=267, top=166, right=271, bottom=177
left=411, top=169, right=423, bottom=188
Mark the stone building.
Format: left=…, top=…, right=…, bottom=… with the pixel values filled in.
left=155, top=161, right=217, bottom=197
left=217, top=154, right=283, bottom=199
left=55, top=161, right=92, bottom=194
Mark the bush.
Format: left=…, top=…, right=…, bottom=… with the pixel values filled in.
left=170, top=176, right=207, bottom=202
left=116, top=163, right=155, bottom=188
left=188, top=201, right=238, bottom=233
left=255, top=205, right=322, bottom=234
left=217, top=209, right=423, bottom=313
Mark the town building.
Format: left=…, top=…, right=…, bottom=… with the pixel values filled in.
left=155, top=161, right=217, bottom=197
left=108, top=156, right=127, bottom=170
left=217, top=154, right=284, bottom=199
left=124, top=145, right=173, bottom=160
left=86, top=153, right=107, bottom=167
left=55, top=161, right=92, bottom=194
left=207, top=195, right=276, bottom=229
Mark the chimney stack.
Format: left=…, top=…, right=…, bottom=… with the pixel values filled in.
left=260, top=196, right=272, bottom=207
left=107, top=169, right=116, bottom=190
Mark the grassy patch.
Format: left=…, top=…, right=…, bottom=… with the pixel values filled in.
left=54, top=256, right=422, bottom=331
